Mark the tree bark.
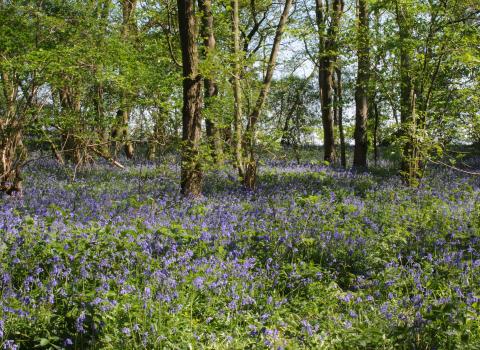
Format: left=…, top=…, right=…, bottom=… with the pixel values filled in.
left=316, top=0, right=344, bottom=164
left=335, top=68, right=346, bottom=168
left=119, top=0, right=137, bottom=159
left=199, top=0, right=224, bottom=165
left=93, top=1, right=111, bottom=159
left=178, top=0, right=203, bottom=196
left=371, top=8, right=380, bottom=167
left=396, top=2, right=419, bottom=184
left=373, top=99, right=379, bottom=166
left=353, top=0, right=370, bottom=169
left=0, top=71, right=27, bottom=195
left=231, top=0, right=245, bottom=177
left=243, top=0, right=294, bottom=189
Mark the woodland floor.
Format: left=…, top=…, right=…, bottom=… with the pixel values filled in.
left=1, top=152, right=480, bottom=349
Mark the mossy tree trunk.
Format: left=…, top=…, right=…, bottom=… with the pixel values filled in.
left=199, top=0, right=224, bottom=166
left=178, top=0, right=203, bottom=196
left=353, top=0, right=370, bottom=169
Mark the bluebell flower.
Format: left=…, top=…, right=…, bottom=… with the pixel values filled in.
left=76, top=312, right=86, bottom=333
left=3, top=340, right=18, bottom=350
left=193, top=277, right=204, bottom=290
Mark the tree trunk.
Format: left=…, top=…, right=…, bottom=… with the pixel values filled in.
left=316, top=0, right=344, bottom=164
left=0, top=72, right=26, bottom=195
left=396, top=3, right=419, bottom=185
left=148, top=108, right=165, bottom=161
left=243, top=0, right=294, bottom=189
left=231, top=0, right=245, bottom=177
left=281, top=113, right=293, bottom=146
left=199, top=0, right=223, bottom=165
left=281, top=89, right=303, bottom=146
left=319, top=64, right=336, bottom=163
left=178, top=0, right=203, bottom=196
left=335, top=68, right=346, bottom=168
left=373, top=99, right=379, bottom=166
left=59, top=87, right=86, bottom=165
left=93, top=82, right=111, bottom=157
left=371, top=8, right=381, bottom=167
left=93, top=2, right=111, bottom=159
left=0, top=122, right=25, bottom=196
left=353, top=0, right=370, bottom=169
left=120, top=0, right=137, bottom=159
left=121, top=108, right=134, bottom=159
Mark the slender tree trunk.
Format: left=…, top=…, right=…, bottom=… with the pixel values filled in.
left=335, top=68, right=346, bottom=168
left=199, top=0, right=223, bottom=165
left=120, top=0, right=137, bottom=159
left=353, top=0, right=370, bottom=169
left=281, top=89, right=303, bottom=146
left=371, top=8, right=381, bottom=167
left=147, top=122, right=158, bottom=161
left=178, top=0, right=203, bottom=196
left=373, top=99, right=379, bottom=166
left=93, top=82, right=110, bottom=157
left=243, top=0, right=294, bottom=189
left=148, top=108, right=165, bottom=161
left=231, top=0, right=245, bottom=177
left=94, top=1, right=111, bottom=158
left=281, top=113, right=293, bottom=146
left=396, top=2, right=418, bottom=184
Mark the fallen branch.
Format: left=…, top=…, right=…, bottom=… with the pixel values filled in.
left=92, top=148, right=125, bottom=169
left=428, top=159, right=480, bottom=176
